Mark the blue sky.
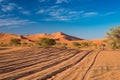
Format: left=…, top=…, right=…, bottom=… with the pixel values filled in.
left=0, top=0, right=120, bottom=39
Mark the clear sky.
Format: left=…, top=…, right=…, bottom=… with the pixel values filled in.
left=0, top=0, right=120, bottom=39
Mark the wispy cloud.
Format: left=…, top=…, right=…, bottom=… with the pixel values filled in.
left=20, top=10, right=31, bottom=15
left=0, top=0, right=4, bottom=3
left=0, top=17, right=34, bottom=28
left=39, top=0, right=47, bottom=2
left=0, top=14, right=11, bottom=18
left=56, top=0, right=69, bottom=3
left=102, top=12, right=116, bottom=16
left=1, top=3, right=17, bottom=12
left=37, top=9, right=45, bottom=14
left=0, top=2, right=31, bottom=15
left=37, top=5, right=85, bottom=21
left=83, top=12, right=98, bottom=17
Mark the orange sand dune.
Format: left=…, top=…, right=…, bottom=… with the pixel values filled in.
left=25, top=32, right=83, bottom=42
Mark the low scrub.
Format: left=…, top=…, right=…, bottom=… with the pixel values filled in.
left=72, top=42, right=81, bottom=48
left=10, top=38, right=21, bottom=46
left=37, top=38, right=56, bottom=47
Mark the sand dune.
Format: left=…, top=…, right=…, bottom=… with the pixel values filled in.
left=0, top=32, right=84, bottom=44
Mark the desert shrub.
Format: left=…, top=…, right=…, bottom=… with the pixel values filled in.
left=10, top=38, right=21, bottom=46
left=61, top=43, right=68, bottom=49
left=27, top=43, right=35, bottom=47
left=0, top=43, right=9, bottom=47
left=80, top=41, right=91, bottom=47
left=106, top=26, right=120, bottom=49
left=37, top=38, right=56, bottom=47
left=55, top=42, right=68, bottom=48
left=21, top=42, right=28, bottom=46
left=72, top=42, right=81, bottom=48
left=55, top=42, right=62, bottom=47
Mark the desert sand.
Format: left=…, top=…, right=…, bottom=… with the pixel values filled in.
left=0, top=47, right=119, bottom=80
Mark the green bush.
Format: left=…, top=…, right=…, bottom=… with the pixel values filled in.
left=55, top=42, right=68, bottom=48
left=10, top=38, right=21, bottom=46
left=81, top=41, right=91, bottom=47
left=0, top=43, right=9, bottom=47
left=106, top=26, right=120, bottom=49
left=37, top=38, right=56, bottom=47
left=72, top=42, right=81, bottom=48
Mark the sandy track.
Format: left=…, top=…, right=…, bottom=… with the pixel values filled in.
left=0, top=48, right=119, bottom=80
left=0, top=48, right=80, bottom=80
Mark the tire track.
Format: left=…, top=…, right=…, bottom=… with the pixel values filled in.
left=81, top=50, right=101, bottom=80
left=0, top=49, right=70, bottom=74
left=21, top=50, right=92, bottom=80
left=0, top=48, right=59, bottom=62
left=0, top=49, right=79, bottom=80
left=0, top=50, right=68, bottom=73
left=0, top=48, right=67, bottom=68
left=48, top=50, right=94, bottom=80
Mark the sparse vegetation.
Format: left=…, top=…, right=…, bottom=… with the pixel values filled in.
left=10, top=38, right=21, bottom=46
left=37, top=38, right=56, bottom=47
left=106, top=26, right=120, bottom=49
left=80, top=41, right=91, bottom=47
left=55, top=42, right=68, bottom=48
left=0, top=43, right=9, bottom=47
left=72, top=42, right=81, bottom=48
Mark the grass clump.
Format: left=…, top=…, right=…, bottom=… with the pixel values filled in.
left=10, top=38, right=21, bottom=46
left=37, top=38, right=56, bottom=47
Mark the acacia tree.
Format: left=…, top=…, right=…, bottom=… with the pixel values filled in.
left=106, top=26, right=120, bottom=49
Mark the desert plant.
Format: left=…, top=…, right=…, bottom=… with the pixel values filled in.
left=21, top=42, right=28, bottom=46
left=0, top=43, right=9, bottom=47
left=72, top=42, right=81, bottom=48
left=61, top=43, right=68, bottom=49
left=37, top=38, right=56, bottom=47
left=10, top=38, right=21, bottom=46
left=55, top=42, right=68, bottom=48
left=106, top=26, right=120, bottom=49
left=81, top=42, right=90, bottom=47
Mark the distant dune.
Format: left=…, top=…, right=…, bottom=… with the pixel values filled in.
left=0, top=32, right=84, bottom=44
left=0, top=33, right=35, bottom=44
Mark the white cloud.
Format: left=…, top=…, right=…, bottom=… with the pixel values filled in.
left=56, top=15, right=71, bottom=21
left=43, top=16, right=70, bottom=21
left=68, top=11, right=84, bottom=15
left=37, top=5, right=99, bottom=21
left=37, top=5, right=86, bottom=21
left=37, top=9, right=45, bottom=14
left=21, top=10, right=31, bottom=15
left=1, top=2, right=31, bottom=15
left=1, top=3, right=17, bottom=12
left=0, top=0, right=4, bottom=3
left=103, top=12, right=116, bottom=16
left=0, top=18, right=34, bottom=27
left=49, top=8, right=65, bottom=16
left=0, top=14, right=11, bottom=18
left=39, top=0, right=47, bottom=2
left=83, top=12, right=98, bottom=17
left=56, top=0, right=68, bottom=3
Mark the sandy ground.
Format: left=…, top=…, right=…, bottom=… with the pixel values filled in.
left=0, top=47, right=120, bottom=80
left=0, top=47, right=30, bottom=53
